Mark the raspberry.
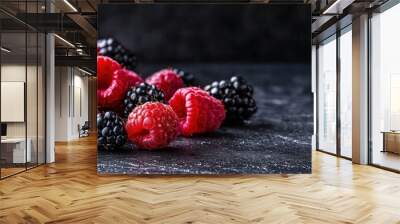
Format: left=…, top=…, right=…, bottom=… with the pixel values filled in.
left=146, top=68, right=184, bottom=100
left=97, top=56, right=121, bottom=90
left=125, top=102, right=179, bottom=149
left=169, top=87, right=225, bottom=136
left=115, top=68, right=143, bottom=89
left=97, top=56, right=143, bottom=111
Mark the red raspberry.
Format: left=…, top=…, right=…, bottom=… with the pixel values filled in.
left=169, top=87, right=225, bottom=136
left=97, top=56, right=143, bottom=111
left=146, top=68, right=184, bottom=101
left=125, top=102, right=179, bottom=149
left=98, top=56, right=121, bottom=90
left=114, top=68, right=143, bottom=88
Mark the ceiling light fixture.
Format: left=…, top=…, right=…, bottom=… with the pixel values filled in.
left=78, top=67, right=93, bottom=76
left=76, top=48, right=85, bottom=55
left=54, top=34, right=75, bottom=48
left=63, top=0, right=78, bottom=12
left=1, top=47, right=11, bottom=53
left=322, top=0, right=353, bottom=15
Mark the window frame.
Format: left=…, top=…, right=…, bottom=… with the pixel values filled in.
left=315, top=23, right=353, bottom=161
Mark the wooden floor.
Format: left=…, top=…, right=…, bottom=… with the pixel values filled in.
left=372, top=151, right=400, bottom=171
left=1, top=167, right=26, bottom=178
left=0, top=136, right=400, bottom=224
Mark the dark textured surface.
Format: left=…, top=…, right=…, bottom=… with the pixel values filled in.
left=98, top=63, right=312, bottom=174
left=98, top=4, right=311, bottom=63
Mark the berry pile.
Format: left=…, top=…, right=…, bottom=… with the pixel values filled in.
left=96, top=38, right=258, bottom=150
left=98, top=38, right=137, bottom=71
left=97, top=111, right=127, bottom=150
left=204, top=76, right=257, bottom=123
left=123, top=83, right=165, bottom=118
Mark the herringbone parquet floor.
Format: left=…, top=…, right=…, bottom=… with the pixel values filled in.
left=1, top=136, right=400, bottom=224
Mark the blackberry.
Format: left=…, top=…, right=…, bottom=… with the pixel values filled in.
left=123, top=83, right=165, bottom=118
left=97, top=111, right=127, bottom=150
left=204, top=76, right=257, bottom=123
left=97, top=37, right=137, bottom=71
left=173, top=68, right=197, bottom=86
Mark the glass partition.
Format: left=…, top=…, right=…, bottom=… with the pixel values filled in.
left=0, top=31, right=28, bottom=177
left=0, top=1, right=46, bottom=179
left=27, top=31, right=38, bottom=169
left=317, top=35, right=337, bottom=154
left=370, top=3, right=400, bottom=171
left=26, top=0, right=43, bottom=169
left=339, top=27, right=352, bottom=158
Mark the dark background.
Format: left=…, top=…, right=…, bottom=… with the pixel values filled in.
left=98, top=4, right=310, bottom=63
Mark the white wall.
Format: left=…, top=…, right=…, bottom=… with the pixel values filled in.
left=55, top=67, right=89, bottom=141
left=1, top=63, right=46, bottom=164
left=1, top=65, right=26, bottom=140
left=1, top=64, right=39, bottom=137
left=55, top=67, right=69, bottom=141
left=71, top=72, right=89, bottom=138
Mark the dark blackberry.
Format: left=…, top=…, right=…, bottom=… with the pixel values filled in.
left=123, top=83, right=165, bottom=118
left=97, top=111, right=127, bottom=150
left=97, top=37, right=137, bottom=71
left=204, top=76, right=257, bottom=123
left=172, top=68, right=197, bottom=86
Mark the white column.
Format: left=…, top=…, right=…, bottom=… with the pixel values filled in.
left=352, top=14, right=369, bottom=164
left=45, top=0, right=56, bottom=163
left=46, top=33, right=55, bottom=163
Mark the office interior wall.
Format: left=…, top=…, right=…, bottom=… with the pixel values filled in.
left=88, top=77, right=97, bottom=132
left=55, top=67, right=89, bottom=141
left=0, top=65, right=41, bottom=139
left=72, top=72, right=89, bottom=138
left=55, top=66, right=69, bottom=141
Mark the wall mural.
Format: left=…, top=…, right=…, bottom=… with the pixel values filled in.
left=97, top=4, right=312, bottom=174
